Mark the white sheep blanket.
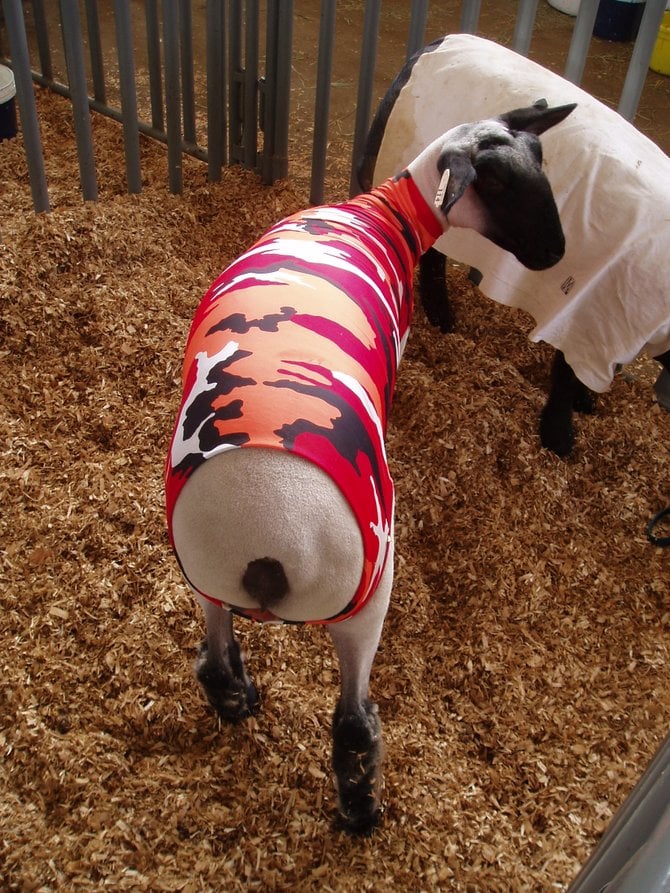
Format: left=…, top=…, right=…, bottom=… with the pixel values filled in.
left=374, top=34, right=670, bottom=393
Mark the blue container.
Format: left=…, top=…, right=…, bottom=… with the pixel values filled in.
left=594, top=0, right=646, bottom=41
left=0, top=64, right=17, bottom=141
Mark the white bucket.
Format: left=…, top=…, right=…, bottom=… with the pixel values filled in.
left=547, top=0, right=580, bottom=15
left=0, top=64, right=18, bottom=141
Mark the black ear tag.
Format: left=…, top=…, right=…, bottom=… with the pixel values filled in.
left=434, top=168, right=451, bottom=209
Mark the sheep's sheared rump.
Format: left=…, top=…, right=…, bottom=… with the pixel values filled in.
left=165, top=174, right=441, bottom=624
left=374, top=34, right=670, bottom=393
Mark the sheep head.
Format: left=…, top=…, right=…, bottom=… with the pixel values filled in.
left=432, top=101, right=576, bottom=270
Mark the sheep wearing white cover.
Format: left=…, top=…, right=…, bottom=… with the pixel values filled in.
left=359, top=34, right=670, bottom=456
left=165, top=104, right=573, bottom=835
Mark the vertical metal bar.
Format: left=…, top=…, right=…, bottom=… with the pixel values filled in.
left=274, top=0, right=293, bottom=178
left=59, top=0, right=98, bottom=202
left=228, top=0, right=243, bottom=163
left=261, top=0, right=292, bottom=184
left=113, top=0, right=141, bottom=194
left=564, top=0, right=599, bottom=85
left=260, top=0, right=276, bottom=182
left=618, top=0, right=667, bottom=121
left=84, top=0, right=106, bottom=103
left=1, top=0, right=50, bottom=212
left=206, top=0, right=226, bottom=180
left=406, top=0, right=429, bottom=60
left=145, top=0, right=164, bottom=132
left=31, top=0, right=53, bottom=80
left=269, top=0, right=292, bottom=181
left=568, top=731, right=670, bottom=893
left=163, top=0, right=182, bottom=194
left=607, top=805, right=670, bottom=893
left=309, top=0, right=336, bottom=205
left=349, top=0, right=381, bottom=196
left=243, top=0, right=259, bottom=169
left=459, top=0, right=481, bottom=34
left=179, top=0, right=196, bottom=144
left=512, top=0, right=540, bottom=56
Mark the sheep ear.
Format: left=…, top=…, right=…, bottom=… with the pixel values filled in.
left=435, top=153, right=477, bottom=214
left=499, top=102, right=577, bottom=135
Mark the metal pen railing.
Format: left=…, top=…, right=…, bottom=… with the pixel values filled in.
left=0, top=0, right=666, bottom=212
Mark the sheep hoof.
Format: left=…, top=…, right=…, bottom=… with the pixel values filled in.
left=425, top=304, right=455, bottom=335
left=332, top=702, right=383, bottom=835
left=573, top=390, right=595, bottom=415
left=335, top=805, right=381, bottom=837
left=539, top=407, right=575, bottom=457
left=195, top=641, right=259, bottom=723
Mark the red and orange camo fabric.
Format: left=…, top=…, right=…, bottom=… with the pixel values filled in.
left=165, top=173, right=442, bottom=624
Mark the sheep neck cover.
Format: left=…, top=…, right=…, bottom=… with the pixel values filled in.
left=165, top=173, right=442, bottom=624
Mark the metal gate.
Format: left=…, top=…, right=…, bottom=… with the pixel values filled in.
left=0, top=0, right=668, bottom=209
left=0, top=0, right=294, bottom=212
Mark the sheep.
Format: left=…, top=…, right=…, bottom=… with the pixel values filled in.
left=358, top=33, right=670, bottom=456
left=164, top=102, right=574, bottom=835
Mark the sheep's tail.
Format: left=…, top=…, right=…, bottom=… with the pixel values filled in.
left=241, top=557, right=290, bottom=612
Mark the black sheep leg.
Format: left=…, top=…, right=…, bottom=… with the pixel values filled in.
left=654, top=350, right=670, bottom=411
left=656, top=349, right=670, bottom=373
left=327, top=554, right=392, bottom=835
left=332, top=700, right=382, bottom=835
left=194, top=597, right=259, bottom=722
left=419, top=247, right=454, bottom=333
left=540, top=349, right=594, bottom=456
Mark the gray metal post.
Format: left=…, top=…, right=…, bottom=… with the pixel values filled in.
left=273, top=0, right=293, bottom=180
left=261, top=0, right=292, bottom=184
left=113, top=0, right=141, bottom=194
left=607, top=803, right=670, bottom=893
left=568, top=731, right=670, bottom=893
left=406, top=0, right=429, bottom=60
left=460, top=0, right=481, bottom=34
left=349, top=0, right=381, bottom=196
left=145, top=0, right=164, bottom=132
left=228, top=0, right=243, bottom=164
left=564, top=0, right=599, bottom=85
left=179, top=0, right=196, bottom=145
left=162, top=0, right=182, bottom=194
left=206, top=0, right=226, bottom=180
left=618, top=0, right=667, bottom=121
left=31, top=0, right=53, bottom=80
left=84, top=0, right=106, bottom=104
left=59, top=0, right=98, bottom=202
left=1, top=0, right=50, bottom=212
left=243, top=0, right=259, bottom=170
left=309, top=0, right=336, bottom=205
left=260, top=0, right=276, bottom=182
left=512, top=0, right=540, bottom=56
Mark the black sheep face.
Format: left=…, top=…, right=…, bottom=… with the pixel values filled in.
left=438, top=102, right=576, bottom=271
